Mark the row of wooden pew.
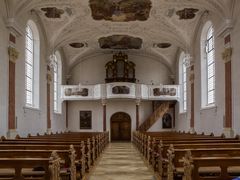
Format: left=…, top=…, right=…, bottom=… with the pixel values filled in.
left=0, top=131, right=109, bottom=180
left=133, top=131, right=240, bottom=180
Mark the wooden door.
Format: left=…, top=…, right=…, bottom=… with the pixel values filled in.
left=111, top=112, right=131, bottom=141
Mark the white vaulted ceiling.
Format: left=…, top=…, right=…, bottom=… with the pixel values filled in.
left=3, top=0, right=234, bottom=73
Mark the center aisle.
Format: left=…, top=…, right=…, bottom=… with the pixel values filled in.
left=88, top=143, right=155, bottom=180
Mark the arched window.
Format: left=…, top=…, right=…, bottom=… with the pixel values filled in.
left=53, top=51, right=62, bottom=113
left=201, top=21, right=215, bottom=107
left=25, top=20, right=40, bottom=108
left=179, top=52, right=187, bottom=112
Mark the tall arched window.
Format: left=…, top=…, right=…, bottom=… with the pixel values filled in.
left=201, top=21, right=215, bottom=107
left=53, top=51, right=62, bottom=113
left=25, top=20, right=40, bottom=108
left=206, top=26, right=215, bottom=104
left=179, top=52, right=187, bottom=112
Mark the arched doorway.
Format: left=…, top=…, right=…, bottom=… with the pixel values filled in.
left=111, top=112, right=131, bottom=141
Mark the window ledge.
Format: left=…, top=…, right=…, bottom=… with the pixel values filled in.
left=24, top=106, right=41, bottom=112
left=200, top=105, right=217, bottom=111
left=179, top=111, right=187, bottom=115
left=54, top=112, right=62, bottom=115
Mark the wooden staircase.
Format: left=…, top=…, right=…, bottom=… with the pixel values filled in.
left=138, top=102, right=170, bottom=132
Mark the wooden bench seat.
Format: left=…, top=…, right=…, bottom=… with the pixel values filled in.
left=0, top=132, right=109, bottom=180
left=180, top=156, right=240, bottom=180
left=133, top=131, right=240, bottom=180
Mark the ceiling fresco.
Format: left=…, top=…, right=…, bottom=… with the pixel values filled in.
left=41, top=7, right=64, bottom=18
left=176, top=8, right=199, bottom=20
left=99, top=35, right=143, bottom=49
left=89, top=0, right=152, bottom=22
left=155, top=43, right=172, bottom=49
left=69, top=43, right=85, bottom=48
left=10, top=0, right=230, bottom=71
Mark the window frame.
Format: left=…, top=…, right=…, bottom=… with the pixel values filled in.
left=200, top=21, right=216, bottom=108
left=179, top=52, right=188, bottom=113
left=24, top=20, right=40, bottom=109
left=182, top=57, right=187, bottom=112
left=205, top=26, right=215, bottom=105
left=53, top=51, right=62, bottom=114
left=25, top=25, right=34, bottom=107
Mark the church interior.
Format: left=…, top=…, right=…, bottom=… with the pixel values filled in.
left=0, top=0, right=240, bottom=179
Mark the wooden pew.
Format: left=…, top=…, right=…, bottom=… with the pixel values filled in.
left=0, top=151, right=61, bottom=180
left=0, top=132, right=109, bottom=180
left=180, top=151, right=240, bottom=180
left=0, top=146, right=78, bottom=180
left=133, top=131, right=240, bottom=180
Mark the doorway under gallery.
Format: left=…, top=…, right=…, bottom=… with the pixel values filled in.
left=110, top=112, right=131, bottom=142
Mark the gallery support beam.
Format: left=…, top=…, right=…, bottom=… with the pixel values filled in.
left=136, top=99, right=141, bottom=130
left=102, top=99, right=107, bottom=132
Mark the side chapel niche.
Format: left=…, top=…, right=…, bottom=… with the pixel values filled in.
left=105, top=52, right=136, bottom=83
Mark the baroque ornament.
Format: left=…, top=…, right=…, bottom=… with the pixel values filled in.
left=176, top=8, right=199, bottom=20
left=41, top=7, right=64, bottom=18
left=8, top=47, right=19, bottom=63
left=89, top=0, right=152, bottom=22
left=222, top=48, right=232, bottom=63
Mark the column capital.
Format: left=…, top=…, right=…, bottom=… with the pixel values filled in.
left=101, top=99, right=107, bottom=106
left=47, top=65, right=52, bottom=84
left=222, top=48, right=232, bottom=63
left=136, top=99, right=141, bottom=106
left=189, top=68, right=195, bottom=84
left=8, top=46, right=19, bottom=63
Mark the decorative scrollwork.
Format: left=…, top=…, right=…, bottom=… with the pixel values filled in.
left=80, top=141, right=86, bottom=177
left=8, top=46, right=19, bottom=63
left=69, top=145, right=77, bottom=180
left=158, top=140, right=164, bottom=178
left=167, top=144, right=175, bottom=180
left=182, top=150, right=193, bottom=180
left=49, top=151, right=61, bottom=180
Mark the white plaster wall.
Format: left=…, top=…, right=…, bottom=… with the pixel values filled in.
left=68, top=101, right=103, bottom=132
left=68, top=100, right=175, bottom=139
left=175, top=13, right=228, bottom=136
left=0, top=17, right=9, bottom=136
left=70, top=54, right=171, bottom=85
left=0, top=12, right=66, bottom=137
left=174, top=50, right=191, bottom=132
left=232, top=2, right=240, bottom=135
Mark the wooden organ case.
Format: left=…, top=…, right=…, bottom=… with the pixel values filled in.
left=105, top=52, right=136, bottom=83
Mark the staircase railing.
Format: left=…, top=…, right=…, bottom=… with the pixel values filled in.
left=138, top=102, right=170, bottom=131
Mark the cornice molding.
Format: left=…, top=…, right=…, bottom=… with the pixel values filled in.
left=5, top=18, right=24, bottom=37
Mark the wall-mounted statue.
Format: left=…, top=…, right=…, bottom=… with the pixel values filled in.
left=105, top=52, right=136, bottom=83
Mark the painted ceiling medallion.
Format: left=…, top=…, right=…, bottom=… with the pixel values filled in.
left=176, top=8, right=199, bottom=20
left=41, top=7, right=64, bottom=18
left=69, top=43, right=85, bottom=48
left=154, top=43, right=172, bottom=49
left=99, top=35, right=143, bottom=50
left=89, top=0, right=152, bottom=22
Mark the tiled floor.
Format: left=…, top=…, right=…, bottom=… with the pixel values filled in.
left=88, top=143, right=155, bottom=180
